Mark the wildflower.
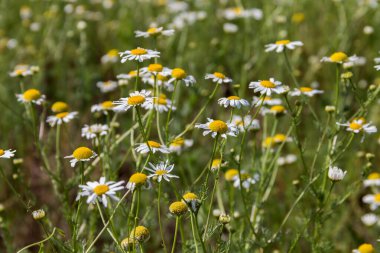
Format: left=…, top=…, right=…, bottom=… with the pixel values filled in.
left=232, top=171, right=259, bottom=189
left=263, top=134, right=292, bottom=149
left=182, top=192, right=201, bottom=213
left=121, top=237, right=138, bottom=250
left=16, top=88, right=45, bottom=105
left=51, top=101, right=69, bottom=113
left=9, top=64, right=33, bottom=77
left=211, top=159, right=222, bottom=172
left=363, top=172, right=380, bottom=187
left=141, top=93, right=175, bottom=112
left=145, top=160, right=178, bottom=182
left=252, top=96, right=282, bottom=107
left=64, top=146, right=97, bottom=167
left=223, top=23, right=239, bottom=34
left=0, top=149, right=16, bottom=159
left=169, top=137, right=193, bottom=154
left=96, top=80, right=118, bottom=93
left=135, top=27, right=174, bottom=38
left=328, top=166, right=347, bottom=181
left=231, top=115, right=260, bottom=132
left=352, top=243, right=375, bottom=253
left=224, top=169, right=239, bottom=181
left=337, top=118, right=377, bottom=134
left=291, top=12, right=305, bottom=23
left=130, top=226, right=150, bottom=242
left=135, top=141, right=170, bottom=154
left=169, top=201, right=188, bottom=216
left=289, top=87, right=324, bottom=97
left=32, top=209, right=45, bottom=220
left=321, top=52, right=348, bottom=63
left=362, top=193, right=380, bottom=210
left=361, top=213, right=379, bottom=226
left=205, top=72, right=233, bottom=84
left=81, top=124, right=108, bottom=140
left=344, top=55, right=366, bottom=69
left=218, top=96, right=249, bottom=108
left=168, top=68, right=196, bottom=87
left=265, top=40, right=303, bottom=53
left=126, top=173, right=148, bottom=191
left=219, top=213, right=231, bottom=224
left=120, top=47, right=160, bottom=63
left=261, top=105, right=287, bottom=116
left=195, top=118, right=238, bottom=139
left=113, top=90, right=152, bottom=111
left=277, top=154, right=297, bottom=166
left=223, top=7, right=263, bottom=20
left=140, top=63, right=168, bottom=75
left=375, top=65, right=380, bottom=71
left=77, top=177, right=124, bottom=207
left=101, top=49, right=119, bottom=64
left=46, top=111, right=78, bottom=127
left=249, top=78, right=285, bottom=96
left=91, top=101, right=118, bottom=114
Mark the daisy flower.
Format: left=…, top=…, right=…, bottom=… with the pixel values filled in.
left=141, top=94, right=175, bottom=112
left=145, top=160, right=179, bottom=182
left=96, top=80, right=118, bottom=93
left=210, top=158, right=224, bottom=172
left=140, top=63, right=171, bottom=76
left=169, top=201, right=188, bottom=216
left=119, top=47, right=160, bottom=63
left=9, top=64, right=33, bottom=77
left=135, top=140, right=170, bottom=154
left=223, top=7, right=263, bottom=20
left=261, top=105, right=287, bottom=116
left=46, top=111, right=78, bottom=127
left=0, top=149, right=16, bottom=159
left=16, top=88, right=45, bottom=105
left=51, top=101, right=69, bottom=113
left=363, top=193, right=380, bottom=210
left=232, top=171, right=259, bottom=190
left=321, top=51, right=349, bottom=64
left=135, top=27, right=174, bottom=38
left=81, top=124, right=108, bottom=140
left=101, top=49, right=119, bottom=64
left=205, top=72, right=233, bottom=84
left=337, top=118, right=377, bottom=134
left=195, top=118, right=238, bottom=139
left=77, top=177, right=125, bottom=207
left=130, top=226, right=150, bottom=243
left=375, top=65, right=380, bottom=71
left=328, top=166, right=347, bottom=181
left=252, top=96, right=282, bottom=107
left=91, top=101, right=119, bottom=114
left=277, top=154, right=297, bottom=166
left=263, top=134, right=292, bottom=149
left=265, top=40, right=303, bottom=53
left=289, top=87, right=324, bottom=97
left=218, top=96, right=249, bottom=108
left=113, top=90, right=152, bottom=111
left=64, top=146, right=97, bottom=167
left=168, top=68, right=196, bottom=87
left=352, top=243, right=375, bottom=253
left=169, top=137, right=193, bottom=154
left=225, top=169, right=239, bottom=181
left=182, top=192, right=201, bottom=213
left=126, top=172, right=149, bottom=191
left=343, top=55, right=366, bottom=69
left=363, top=172, right=380, bottom=187
left=231, top=115, right=260, bottom=131
left=249, top=78, right=285, bottom=96
left=361, top=213, right=379, bottom=226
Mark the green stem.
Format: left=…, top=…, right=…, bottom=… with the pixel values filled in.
left=171, top=217, right=180, bottom=253
left=165, top=80, right=179, bottom=144
left=157, top=182, right=168, bottom=253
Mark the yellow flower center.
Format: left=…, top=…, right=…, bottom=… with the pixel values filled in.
left=130, top=226, right=150, bottom=242
left=129, top=173, right=147, bottom=185
left=169, top=201, right=188, bottom=216
left=329, top=52, right=348, bottom=63
left=128, top=95, right=145, bottom=105
left=148, top=63, right=163, bottom=72
left=130, top=48, right=147, bottom=55
left=72, top=147, right=93, bottom=160
left=93, top=184, right=109, bottom=196
left=183, top=192, right=198, bottom=201
left=107, top=49, right=118, bottom=57
left=232, top=7, right=242, bottom=14
left=212, top=159, right=221, bottom=168
left=56, top=112, right=69, bottom=119
left=374, top=194, right=380, bottom=203
left=213, top=72, right=225, bottom=79
left=260, top=80, right=276, bottom=88
left=155, top=169, right=167, bottom=176
left=274, top=134, right=287, bottom=143
left=0, top=149, right=4, bottom=156
left=104, top=81, right=113, bottom=86
left=209, top=120, right=228, bottom=133
left=263, top=137, right=274, bottom=148
left=353, top=117, right=366, bottom=124
left=358, top=243, right=374, bottom=253
left=270, top=105, right=286, bottom=113
left=225, top=169, right=238, bottom=181
left=275, top=40, right=290, bottom=45
left=291, top=12, right=305, bottom=23
left=147, top=140, right=161, bottom=148
left=172, top=68, right=186, bottom=79
left=154, top=97, right=167, bottom=105
left=300, top=87, right=313, bottom=92
left=157, top=74, right=168, bottom=81
left=147, top=27, right=158, bottom=34
left=15, top=69, right=26, bottom=75
left=101, top=101, right=114, bottom=109
left=171, top=138, right=184, bottom=146
left=23, top=89, right=41, bottom=101
left=129, top=70, right=137, bottom=76
left=227, top=96, right=240, bottom=100
left=349, top=122, right=362, bottom=131
left=368, top=172, right=380, bottom=180
left=240, top=172, right=250, bottom=181
left=51, top=101, right=69, bottom=113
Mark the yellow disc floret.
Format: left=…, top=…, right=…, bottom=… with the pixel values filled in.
left=270, top=105, right=286, bottom=114
left=172, top=68, right=186, bottom=79
left=147, top=27, right=158, bottom=34
left=368, top=172, right=380, bottom=180
left=129, top=173, right=147, bottom=185
left=275, top=40, right=290, bottom=45
left=329, top=52, right=348, bottom=63
left=169, top=201, right=188, bottom=216
left=300, top=87, right=313, bottom=92
left=23, top=89, right=41, bottom=101
left=130, top=226, right=150, bottom=242
left=131, top=48, right=147, bottom=55
left=107, top=49, right=118, bottom=57
left=171, top=138, right=185, bottom=147
left=147, top=140, right=161, bottom=148
left=260, top=80, right=276, bottom=88
left=0, top=149, right=4, bottom=156
left=209, top=120, right=228, bottom=133
left=227, top=96, right=240, bottom=100
left=101, top=101, right=114, bottom=109
left=51, top=101, right=69, bottom=113
left=72, top=147, right=93, bottom=160
left=56, top=112, right=69, bottom=119
left=349, top=122, right=362, bottom=131
left=225, top=169, right=238, bottom=181
left=274, top=134, right=287, bottom=143
left=213, top=72, right=225, bottom=79
left=148, top=63, right=163, bottom=72
left=128, top=95, right=145, bottom=106
left=358, top=243, right=375, bottom=253
left=183, top=192, right=199, bottom=201
left=94, top=184, right=109, bottom=196
left=374, top=194, right=380, bottom=203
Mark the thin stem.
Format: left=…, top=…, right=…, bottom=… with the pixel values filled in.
left=157, top=182, right=168, bottom=253
left=165, top=80, right=179, bottom=144
left=171, top=217, right=180, bottom=253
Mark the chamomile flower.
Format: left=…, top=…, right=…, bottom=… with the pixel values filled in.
left=168, top=68, right=196, bottom=87
left=321, top=52, right=349, bottom=64
left=249, top=78, right=285, bottom=96
left=81, top=124, right=108, bottom=140
left=64, top=146, right=97, bottom=167
left=361, top=213, right=379, bottom=226
left=252, top=96, right=282, bottom=107
left=225, top=169, right=239, bottom=181
left=126, top=173, right=149, bottom=191
left=140, top=63, right=171, bottom=76
left=145, top=160, right=179, bottom=182
left=263, top=134, right=292, bottom=149
left=352, top=243, right=375, bottom=253
left=0, top=149, right=16, bottom=159
left=101, top=49, right=119, bottom=64
left=232, top=171, right=259, bottom=189
left=205, top=72, right=233, bottom=84
left=46, top=111, right=78, bottom=127
left=363, top=193, right=380, bottom=210
left=135, top=141, right=170, bottom=154
left=277, top=154, right=297, bottom=166
left=264, top=40, right=303, bottom=53
left=195, top=118, right=238, bottom=139
left=119, top=47, right=160, bottom=63
left=113, top=90, right=152, bottom=111
left=343, top=55, right=366, bottom=69
left=9, top=64, right=33, bottom=77
left=135, top=27, right=174, bottom=38
left=51, top=101, right=69, bottom=113
left=182, top=192, right=201, bottom=213
left=289, top=87, right=324, bottom=97
left=337, top=118, right=377, bottom=134
left=141, top=94, right=175, bottom=112
left=210, top=158, right=223, bottom=172
left=328, top=166, right=347, bottom=181
left=16, top=88, right=45, bottom=105
left=231, top=115, right=260, bottom=132
left=218, top=96, right=249, bottom=108
left=169, top=137, right=193, bottom=154
left=96, top=80, right=118, bottom=93
left=169, top=201, right=188, bottom=216
left=223, top=7, right=263, bottom=20
left=363, top=172, right=380, bottom=187
left=77, top=177, right=125, bottom=207
left=130, top=226, right=150, bottom=243
left=261, top=105, right=287, bottom=116
left=375, top=65, right=380, bottom=71
left=91, top=101, right=119, bottom=114
left=117, top=70, right=142, bottom=85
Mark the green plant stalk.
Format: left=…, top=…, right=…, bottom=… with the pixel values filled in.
left=165, top=80, right=178, bottom=144
left=157, top=182, right=168, bottom=253
left=190, top=213, right=199, bottom=253
left=171, top=217, right=180, bottom=253
left=283, top=49, right=300, bottom=87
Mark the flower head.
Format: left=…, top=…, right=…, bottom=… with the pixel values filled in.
left=65, top=146, right=97, bottom=167
left=0, top=149, right=16, bottom=159
left=364, top=172, right=380, bottom=187
left=130, top=226, right=150, bottom=242
left=363, top=193, right=380, bottom=210
left=224, top=169, right=239, bottom=181
left=265, top=40, right=303, bottom=53
left=145, top=160, right=178, bottom=182
left=32, top=209, right=46, bottom=220
left=51, top=101, right=69, bottom=113
left=205, top=72, right=232, bottom=84
left=135, top=141, right=170, bottom=154
left=91, top=101, right=119, bottom=114
left=249, top=78, right=285, bottom=96
left=321, top=52, right=348, bottom=63
left=182, top=192, right=201, bottom=213
left=168, top=68, right=196, bottom=86
left=9, top=64, right=35, bottom=77
left=101, top=49, right=119, bottom=64
left=46, top=111, right=78, bottom=127
left=16, top=88, right=45, bottom=105
left=120, top=47, right=160, bottom=63
left=135, top=27, right=174, bottom=38
left=231, top=115, right=260, bottom=132
left=195, top=118, right=238, bottom=139
left=113, top=90, right=152, bottom=111
left=328, top=166, right=347, bottom=181
left=81, top=124, right=108, bottom=140
left=337, top=118, right=377, bottom=134
left=218, top=96, right=249, bottom=108
left=126, top=173, right=148, bottom=191
left=96, top=80, right=118, bottom=93
left=232, top=171, right=259, bottom=189
left=289, top=87, right=324, bottom=97
left=352, top=243, right=375, bottom=253
left=169, top=137, right=193, bottom=154
left=141, top=93, right=175, bottom=112
left=169, top=201, right=188, bottom=216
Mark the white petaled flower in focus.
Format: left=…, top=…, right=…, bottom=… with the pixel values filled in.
left=113, top=90, right=152, bottom=112
left=77, top=177, right=125, bottom=207
left=363, top=172, right=380, bottom=187
left=135, top=27, right=174, bottom=38
left=135, top=141, right=170, bottom=154
left=265, top=40, right=303, bottom=53
left=362, top=193, right=380, bottom=210
left=249, top=78, right=285, bottom=96
left=169, top=138, right=193, bottom=154
left=81, top=124, right=109, bottom=140
left=337, top=117, right=377, bottom=134
left=46, top=111, right=78, bottom=127
left=168, top=68, right=196, bottom=87
left=195, top=118, right=238, bottom=139
left=119, top=47, right=160, bottom=63
left=328, top=166, right=347, bottom=181
left=0, top=149, right=16, bottom=159
left=145, top=160, right=179, bottom=182
left=231, top=115, right=260, bottom=132
left=16, top=89, right=45, bottom=105
left=289, top=87, right=324, bottom=97
left=64, top=147, right=97, bottom=167
left=218, top=96, right=249, bottom=108
left=361, top=213, right=379, bottom=226
left=205, top=72, right=233, bottom=84
left=96, top=80, right=118, bottom=93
